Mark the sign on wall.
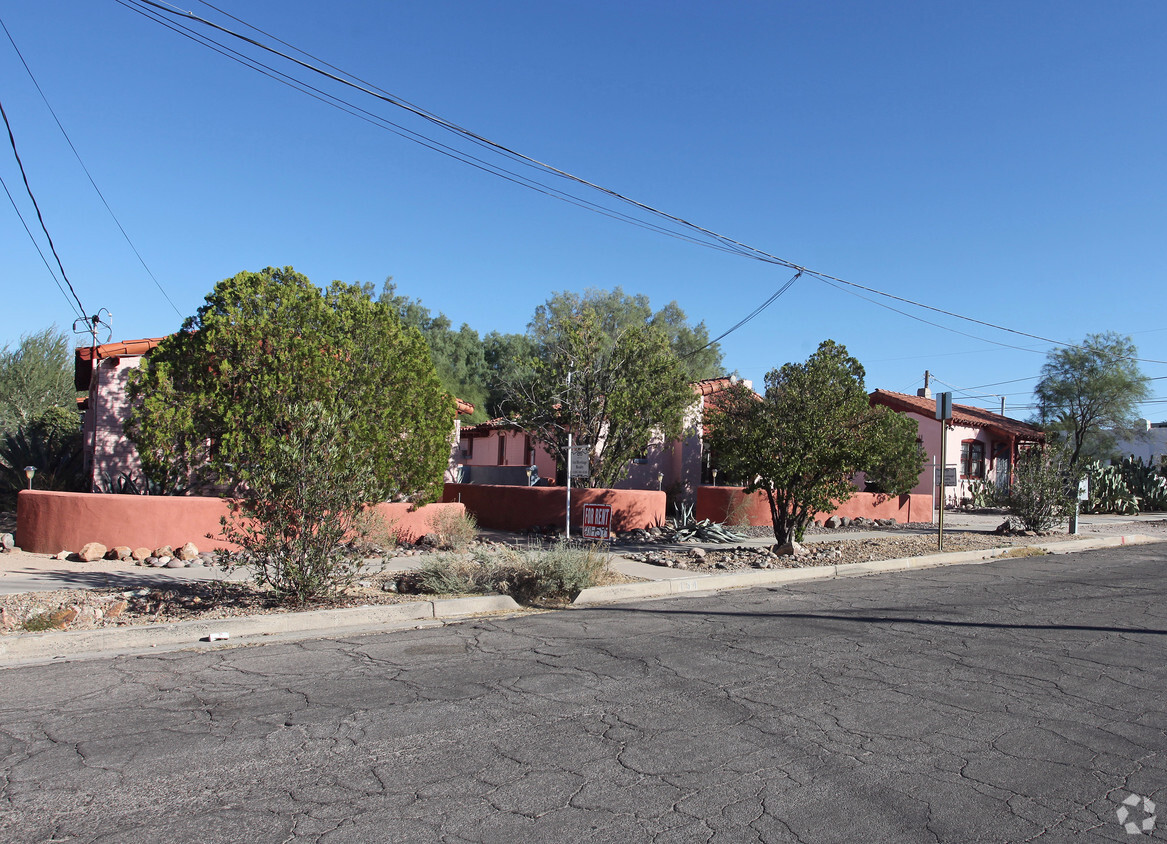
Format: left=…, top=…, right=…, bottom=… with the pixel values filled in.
left=569, top=445, right=590, bottom=478
left=581, top=503, right=612, bottom=540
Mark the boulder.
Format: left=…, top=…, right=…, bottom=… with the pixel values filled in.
left=773, top=541, right=806, bottom=557
left=177, top=542, right=200, bottom=561
left=131, top=547, right=152, bottom=561
left=0, top=533, right=14, bottom=552
left=165, top=558, right=187, bottom=568
left=824, top=516, right=841, bottom=529
left=153, top=545, right=174, bottom=559
left=47, top=606, right=80, bottom=629
left=114, top=546, right=133, bottom=561
left=106, top=599, right=128, bottom=618
left=690, top=547, right=706, bottom=559
left=55, top=550, right=72, bottom=561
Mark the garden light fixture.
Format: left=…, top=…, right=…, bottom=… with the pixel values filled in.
left=23, top=466, right=36, bottom=490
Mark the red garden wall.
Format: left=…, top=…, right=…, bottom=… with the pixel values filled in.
left=15, top=490, right=465, bottom=555
left=696, top=486, right=930, bottom=527
left=443, top=483, right=665, bottom=532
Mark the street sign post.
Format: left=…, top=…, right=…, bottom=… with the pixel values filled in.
left=936, top=392, right=953, bottom=552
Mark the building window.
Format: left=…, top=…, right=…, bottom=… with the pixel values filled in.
left=524, top=434, right=534, bottom=465
left=463, top=437, right=473, bottom=459
left=961, top=440, right=985, bottom=479
left=497, top=433, right=507, bottom=466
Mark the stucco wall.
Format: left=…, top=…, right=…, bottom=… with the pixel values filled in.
left=85, top=355, right=146, bottom=488
left=15, top=490, right=465, bottom=555
left=443, top=483, right=665, bottom=532
left=696, top=486, right=930, bottom=527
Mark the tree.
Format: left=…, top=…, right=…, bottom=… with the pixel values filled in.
left=705, top=340, right=923, bottom=545
left=127, top=267, right=454, bottom=503
left=0, top=327, right=78, bottom=437
left=503, top=301, right=695, bottom=488
left=530, top=288, right=723, bottom=383
left=379, top=281, right=490, bottom=422
left=1034, top=332, right=1150, bottom=466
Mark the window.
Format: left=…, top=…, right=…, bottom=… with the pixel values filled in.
left=463, top=437, right=473, bottom=459
left=497, top=433, right=507, bottom=466
left=961, top=440, right=985, bottom=479
left=524, top=435, right=534, bottom=466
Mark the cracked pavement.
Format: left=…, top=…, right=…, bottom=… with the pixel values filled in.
left=1, top=544, right=1165, bottom=842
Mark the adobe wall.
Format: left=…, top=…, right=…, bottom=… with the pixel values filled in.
left=15, top=490, right=464, bottom=555
left=443, top=483, right=665, bottom=532
left=696, top=486, right=930, bottom=527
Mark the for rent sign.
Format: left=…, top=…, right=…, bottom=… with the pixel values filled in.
left=581, top=504, right=612, bottom=540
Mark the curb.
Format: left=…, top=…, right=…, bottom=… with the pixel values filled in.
left=0, top=594, right=522, bottom=667
left=572, top=533, right=1162, bottom=606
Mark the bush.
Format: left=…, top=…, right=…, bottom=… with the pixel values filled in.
left=1003, top=445, right=1076, bottom=532
left=215, top=402, right=381, bottom=603
left=429, top=507, right=478, bottom=550
left=409, top=542, right=608, bottom=604
left=0, top=406, right=85, bottom=505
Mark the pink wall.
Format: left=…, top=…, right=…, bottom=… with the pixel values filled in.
left=907, top=411, right=1003, bottom=504
left=696, top=486, right=930, bottom=527
left=443, top=483, right=665, bottom=532
left=15, top=490, right=465, bottom=555
left=86, top=355, right=147, bottom=488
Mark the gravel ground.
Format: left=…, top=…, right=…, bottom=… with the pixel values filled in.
left=3, top=512, right=1163, bottom=636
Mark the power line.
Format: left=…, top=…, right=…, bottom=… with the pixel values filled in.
left=0, top=14, right=183, bottom=319
left=0, top=92, right=87, bottom=319
left=121, top=1, right=1167, bottom=366
left=0, top=172, right=79, bottom=318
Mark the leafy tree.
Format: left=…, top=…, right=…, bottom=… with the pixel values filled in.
left=705, top=340, right=923, bottom=545
left=531, top=287, right=722, bottom=382
left=0, top=327, right=78, bottom=437
left=503, top=302, right=694, bottom=488
left=1034, top=332, right=1150, bottom=466
left=127, top=267, right=453, bottom=503
left=379, top=282, right=490, bottom=422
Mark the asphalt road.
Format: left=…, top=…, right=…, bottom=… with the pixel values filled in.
left=2, top=544, right=1165, bottom=843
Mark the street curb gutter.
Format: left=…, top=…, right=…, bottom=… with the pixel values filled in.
left=0, top=595, right=521, bottom=666
left=572, top=533, right=1162, bottom=606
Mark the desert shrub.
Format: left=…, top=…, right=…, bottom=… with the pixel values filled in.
left=1002, top=445, right=1075, bottom=532
left=215, top=402, right=379, bottom=603
left=0, top=406, right=85, bottom=505
left=429, top=507, right=478, bottom=550
left=409, top=542, right=608, bottom=603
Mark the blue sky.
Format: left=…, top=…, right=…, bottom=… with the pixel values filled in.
left=2, top=1, right=1165, bottom=418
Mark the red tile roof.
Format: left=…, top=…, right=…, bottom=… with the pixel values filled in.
left=870, top=389, right=1044, bottom=442
left=455, top=398, right=475, bottom=417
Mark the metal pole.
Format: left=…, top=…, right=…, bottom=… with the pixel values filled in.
left=938, top=429, right=946, bottom=552
left=565, top=369, right=573, bottom=539
left=930, top=455, right=936, bottom=525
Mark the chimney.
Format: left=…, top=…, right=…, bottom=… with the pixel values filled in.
left=917, top=370, right=932, bottom=399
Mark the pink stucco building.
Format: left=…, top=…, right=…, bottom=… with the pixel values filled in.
left=869, top=389, right=1045, bottom=506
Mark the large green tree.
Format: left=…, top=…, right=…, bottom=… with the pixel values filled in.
left=705, top=340, right=923, bottom=545
left=127, top=267, right=453, bottom=502
left=1034, top=332, right=1150, bottom=466
left=531, top=287, right=723, bottom=383
left=0, top=327, right=78, bottom=437
left=378, top=281, right=491, bottom=422
left=503, top=301, right=695, bottom=488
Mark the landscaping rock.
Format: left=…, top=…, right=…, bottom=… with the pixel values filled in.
left=165, top=558, right=186, bottom=568
left=824, top=516, right=841, bottom=529
left=106, top=599, right=128, bottom=618
left=0, top=532, right=14, bottom=552
left=153, top=545, right=174, bottom=559
left=0, top=608, right=12, bottom=629
left=78, top=542, right=107, bottom=562
left=132, top=547, right=152, bottom=561
left=690, top=547, right=706, bottom=559
left=177, top=542, right=200, bottom=561
left=114, top=546, right=133, bottom=561
left=773, top=541, right=806, bottom=557
left=147, top=557, right=166, bottom=567
left=55, top=550, right=72, bottom=561
left=48, top=606, right=80, bottom=629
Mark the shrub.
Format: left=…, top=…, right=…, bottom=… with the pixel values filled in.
left=408, top=542, right=608, bottom=604
left=0, top=406, right=85, bottom=505
left=215, top=402, right=381, bottom=603
left=429, top=507, right=478, bottom=550
left=1003, top=445, right=1075, bottom=532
